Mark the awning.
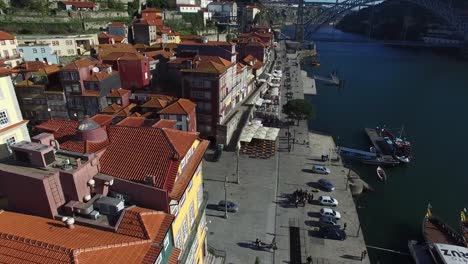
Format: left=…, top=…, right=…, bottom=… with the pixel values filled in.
left=255, top=98, right=264, bottom=106
left=271, top=88, right=279, bottom=96
left=265, top=128, right=280, bottom=141
left=239, top=123, right=261, bottom=143
left=258, top=78, right=267, bottom=83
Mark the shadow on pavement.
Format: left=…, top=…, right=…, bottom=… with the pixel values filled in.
left=308, top=229, right=322, bottom=237
left=237, top=242, right=271, bottom=252
left=302, top=169, right=315, bottom=173
left=206, top=213, right=225, bottom=218
left=305, top=220, right=320, bottom=227
left=341, top=254, right=362, bottom=261
left=206, top=204, right=220, bottom=211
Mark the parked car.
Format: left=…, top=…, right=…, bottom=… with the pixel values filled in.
left=312, top=165, right=331, bottom=174
left=320, top=208, right=341, bottom=220
left=318, top=179, right=335, bottom=192
left=319, top=216, right=340, bottom=228
left=319, top=226, right=347, bottom=240
left=217, top=200, right=239, bottom=213
left=318, top=196, right=338, bottom=207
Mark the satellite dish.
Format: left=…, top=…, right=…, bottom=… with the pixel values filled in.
left=92, top=67, right=100, bottom=73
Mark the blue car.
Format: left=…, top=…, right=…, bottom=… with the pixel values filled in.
left=318, top=179, right=335, bottom=192
left=319, top=226, right=347, bottom=240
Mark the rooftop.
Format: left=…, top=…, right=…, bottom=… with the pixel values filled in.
left=0, top=31, right=14, bottom=40
left=107, top=88, right=130, bottom=97
left=180, top=55, right=233, bottom=74
left=63, top=58, right=98, bottom=70
left=158, top=98, right=196, bottom=115
left=60, top=1, right=96, bottom=8
left=116, top=117, right=157, bottom=128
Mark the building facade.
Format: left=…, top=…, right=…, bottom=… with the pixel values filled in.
left=207, top=1, right=237, bottom=23
left=0, top=76, right=30, bottom=159
left=18, top=43, right=60, bottom=64
left=0, top=31, right=22, bottom=68
left=102, top=52, right=153, bottom=90
left=17, top=34, right=98, bottom=57
left=158, top=98, right=197, bottom=132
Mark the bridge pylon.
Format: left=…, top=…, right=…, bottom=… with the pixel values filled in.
left=295, top=0, right=305, bottom=42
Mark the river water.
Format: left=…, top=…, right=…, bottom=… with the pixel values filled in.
left=283, top=26, right=468, bottom=263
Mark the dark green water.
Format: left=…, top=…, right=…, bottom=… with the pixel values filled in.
left=287, top=27, right=468, bottom=263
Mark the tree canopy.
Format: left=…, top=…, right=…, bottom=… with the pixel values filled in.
left=283, top=99, right=315, bottom=124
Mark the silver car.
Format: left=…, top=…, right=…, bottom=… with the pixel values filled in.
left=312, top=165, right=331, bottom=174
left=217, top=200, right=239, bottom=213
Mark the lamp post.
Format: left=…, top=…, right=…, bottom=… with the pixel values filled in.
left=356, top=205, right=365, bottom=237
left=224, top=174, right=228, bottom=219
left=47, top=108, right=52, bottom=120
left=236, top=142, right=240, bottom=184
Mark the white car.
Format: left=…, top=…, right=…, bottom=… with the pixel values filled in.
left=319, top=196, right=338, bottom=207
left=320, top=208, right=341, bottom=220
left=312, top=165, right=331, bottom=174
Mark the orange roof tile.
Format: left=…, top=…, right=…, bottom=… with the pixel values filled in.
left=158, top=98, right=196, bottom=115
left=102, top=103, right=122, bottom=114
left=63, top=58, right=97, bottom=70
left=107, top=88, right=130, bottom=97
left=102, top=51, right=147, bottom=61
left=152, top=119, right=177, bottom=129
left=99, top=126, right=197, bottom=188
left=0, top=31, right=14, bottom=40
left=141, top=97, right=169, bottom=109
left=115, top=103, right=136, bottom=117
left=167, top=248, right=181, bottom=264
left=142, top=8, right=161, bottom=13
left=116, top=117, right=157, bottom=127
left=91, top=114, right=115, bottom=126
left=86, top=71, right=114, bottom=82
left=181, top=56, right=233, bottom=74
left=109, top=22, right=125, bottom=26
left=35, top=120, right=80, bottom=142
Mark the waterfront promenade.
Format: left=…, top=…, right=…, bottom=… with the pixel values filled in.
left=203, top=41, right=368, bottom=264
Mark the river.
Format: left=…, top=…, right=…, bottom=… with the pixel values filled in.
left=283, top=26, right=468, bottom=263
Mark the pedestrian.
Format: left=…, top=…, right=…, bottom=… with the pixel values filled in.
left=295, top=199, right=299, bottom=208
left=306, top=256, right=312, bottom=264
left=343, top=223, right=347, bottom=231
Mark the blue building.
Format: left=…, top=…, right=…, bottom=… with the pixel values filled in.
left=17, top=43, right=60, bottom=64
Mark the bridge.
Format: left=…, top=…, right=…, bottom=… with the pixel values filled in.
left=262, top=0, right=468, bottom=44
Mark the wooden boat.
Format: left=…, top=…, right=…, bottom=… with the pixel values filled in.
left=459, top=209, right=468, bottom=246
left=376, top=166, right=387, bottom=181
left=423, top=204, right=465, bottom=247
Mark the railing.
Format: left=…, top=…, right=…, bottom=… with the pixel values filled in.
left=207, top=244, right=227, bottom=263
left=179, top=191, right=209, bottom=264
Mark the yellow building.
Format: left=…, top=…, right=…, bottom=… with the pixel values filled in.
left=0, top=75, right=30, bottom=159
left=169, top=138, right=209, bottom=264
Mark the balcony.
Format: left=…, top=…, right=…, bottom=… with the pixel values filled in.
left=179, top=192, right=226, bottom=264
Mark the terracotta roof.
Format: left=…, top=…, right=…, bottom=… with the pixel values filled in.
left=116, top=117, right=157, bottom=127
left=35, top=119, right=109, bottom=154
left=63, top=58, right=97, bottom=70
left=91, top=114, right=115, bottom=126
left=167, top=248, right=181, bottom=264
left=60, top=1, right=96, bottom=8
left=102, top=51, right=148, bottom=61
left=141, top=97, right=169, bottom=109
left=253, top=60, right=264, bottom=70
left=158, top=98, right=196, bottom=115
left=115, top=103, right=136, bottom=117
left=99, top=126, right=198, bottom=188
left=82, top=90, right=100, bottom=97
left=14, top=61, right=49, bottom=72
left=145, top=50, right=174, bottom=59
left=86, top=71, right=114, bottom=82
left=181, top=55, right=233, bottom=74
left=243, top=54, right=256, bottom=63
left=170, top=139, right=209, bottom=200
left=152, top=119, right=177, bottom=129
left=94, top=44, right=138, bottom=58
left=102, top=103, right=122, bottom=114
left=109, top=22, right=125, bottom=26
left=35, top=119, right=80, bottom=142
left=180, top=40, right=232, bottom=46
left=0, top=31, right=14, bottom=40
left=0, top=208, right=174, bottom=264
left=107, top=88, right=130, bottom=97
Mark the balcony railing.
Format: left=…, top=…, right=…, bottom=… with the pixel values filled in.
left=179, top=191, right=209, bottom=263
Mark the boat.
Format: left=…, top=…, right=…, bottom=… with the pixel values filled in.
left=376, top=166, right=387, bottom=181
left=459, top=209, right=468, bottom=246
left=396, top=155, right=411, bottom=163
left=377, top=126, right=412, bottom=162
left=423, top=204, right=465, bottom=247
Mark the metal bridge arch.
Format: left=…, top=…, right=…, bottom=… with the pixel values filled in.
left=302, top=0, right=468, bottom=41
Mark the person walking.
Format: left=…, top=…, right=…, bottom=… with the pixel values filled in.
left=361, top=250, right=367, bottom=261
left=343, top=223, right=347, bottom=231
left=306, top=256, right=312, bottom=264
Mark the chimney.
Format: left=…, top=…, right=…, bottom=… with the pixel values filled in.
left=66, top=218, right=75, bottom=229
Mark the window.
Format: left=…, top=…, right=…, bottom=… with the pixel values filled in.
left=189, top=202, right=195, bottom=226
left=5, top=136, right=15, bottom=153
left=170, top=202, right=179, bottom=216
left=116, top=99, right=121, bottom=105
left=41, top=48, right=45, bottom=53
left=144, top=72, right=148, bottom=79
left=204, top=80, right=211, bottom=88
left=67, top=49, right=74, bottom=55
left=0, top=110, right=9, bottom=127
left=52, top=41, right=59, bottom=46
left=72, top=84, right=80, bottom=93
left=200, top=213, right=206, bottom=233
left=191, top=91, right=204, bottom=99
left=18, top=49, right=23, bottom=53
left=180, top=192, right=186, bottom=207
left=66, top=40, right=73, bottom=45
left=10, top=40, right=14, bottom=45
left=155, top=255, right=162, bottom=264
left=197, top=185, right=203, bottom=209
left=0, top=41, right=4, bottom=45
left=182, top=217, right=189, bottom=243
left=33, top=48, right=37, bottom=53
left=64, top=85, right=72, bottom=93
left=3, top=50, right=9, bottom=58
left=12, top=49, right=17, bottom=55
left=175, top=232, right=182, bottom=248
left=163, top=233, right=170, bottom=250
left=187, top=178, right=193, bottom=192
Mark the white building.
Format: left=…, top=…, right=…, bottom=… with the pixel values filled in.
left=178, top=4, right=201, bottom=13
left=16, top=34, right=98, bottom=57
left=207, top=1, right=237, bottom=23
left=0, top=31, right=22, bottom=68
left=0, top=75, right=30, bottom=159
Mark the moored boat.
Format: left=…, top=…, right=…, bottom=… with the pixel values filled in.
left=423, top=204, right=465, bottom=247
left=376, top=166, right=387, bottom=181
left=459, top=208, right=468, bottom=246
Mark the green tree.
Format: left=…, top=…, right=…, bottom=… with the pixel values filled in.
left=226, top=33, right=234, bottom=42
left=283, top=99, right=315, bottom=125
left=149, top=0, right=168, bottom=9
left=255, top=257, right=261, bottom=264
left=107, top=0, right=125, bottom=10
